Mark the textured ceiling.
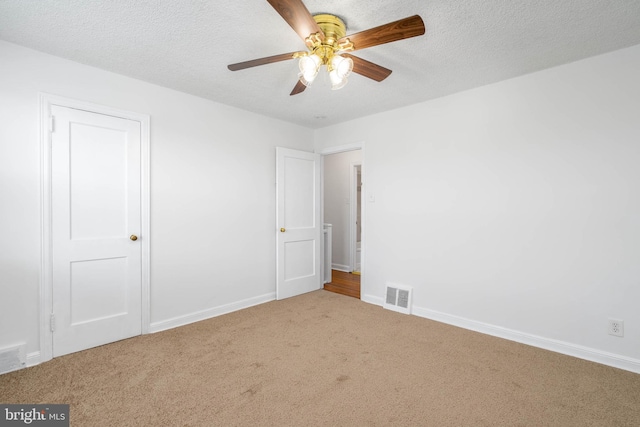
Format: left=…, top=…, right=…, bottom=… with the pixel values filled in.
left=1, top=0, right=640, bottom=129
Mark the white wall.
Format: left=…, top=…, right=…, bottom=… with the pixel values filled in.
left=0, top=41, right=313, bottom=362
left=3, top=38, right=639, bottom=373
left=315, top=45, right=640, bottom=372
left=323, top=150, right=362, bottom=271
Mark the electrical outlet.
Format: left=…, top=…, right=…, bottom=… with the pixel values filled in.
left=608, top=319, right=624, bottom=337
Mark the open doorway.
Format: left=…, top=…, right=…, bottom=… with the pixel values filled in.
left=322, top=148, right=362, bottom=299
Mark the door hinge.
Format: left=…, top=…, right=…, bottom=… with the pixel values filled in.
left=50, top=313, right=56, bottom=332
left=49, top=115, right=55, bottom=133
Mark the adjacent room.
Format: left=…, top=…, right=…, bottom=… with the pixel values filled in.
left=1, top=0, right=639, bottom=425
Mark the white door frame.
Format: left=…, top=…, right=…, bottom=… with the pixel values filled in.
left=39, top=93, right=151, bottom=363
left=349, top=161, right=362, bottom=272
left=318, top=142, right=365, bottom=287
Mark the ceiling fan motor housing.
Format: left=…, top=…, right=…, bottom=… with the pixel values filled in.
left=313, top=14, right=347, bottom=42
left=306, top=14, right=353, bottom=67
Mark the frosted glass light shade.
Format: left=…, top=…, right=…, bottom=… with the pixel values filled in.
left=330, top=55, right=353, bottom=78
left=329, top=54, right=353, bottom=90
left=298, top=54, right=322, bottom=87
left=329, top=69, right=348, bottom=90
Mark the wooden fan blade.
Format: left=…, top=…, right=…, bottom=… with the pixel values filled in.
left=338, top=15, right=425, bottom=51
left=343, top=54, right=392, bottom=82
left=290, top=79, right=307, bottom=96
left=267, top=0, right=324, bottom=41
left=228, top=52, right=302, bottom=71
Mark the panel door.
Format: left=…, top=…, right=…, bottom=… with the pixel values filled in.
left=276, top=147, right=322, bottom=299
left=51, top=105, right=142, bottom=357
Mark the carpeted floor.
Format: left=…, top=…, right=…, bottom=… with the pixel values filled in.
left=1, top=290, right=639, bottom=426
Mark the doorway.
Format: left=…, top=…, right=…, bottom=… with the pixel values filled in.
left=321, top=145, right=363, bottom=298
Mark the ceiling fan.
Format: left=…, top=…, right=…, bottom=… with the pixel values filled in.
left=227, top=0, right=426, bottom=95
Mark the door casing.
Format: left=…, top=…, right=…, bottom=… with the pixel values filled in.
left=319, top=142, right=365, bottom=291
left=350, top=162, right=362, bottom=272
left=39, top=93, right=151, bottom=363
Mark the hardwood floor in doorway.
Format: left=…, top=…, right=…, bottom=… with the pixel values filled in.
left=324, top=270, right=360, bottom=299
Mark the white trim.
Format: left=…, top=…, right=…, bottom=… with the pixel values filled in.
left=27, top=351, right=42, bottom=367
left=149, top=293, right=276, bottom=333
left=139, top=107, right=151, bottom=335
left=349, top=161, right=361, bottom=272
left=323, top=224, right=332, bottom=284
left=320, top=155, right=326, bottom=284
left=359, top=294, right=640, bottom=373
left=39, top=93, right=151, bottom=363
left=411, top=306, right=640, bottom=374
left=39, top=94, right=53, bottom=363
left=331, top=263, right=351, bottom=272
left=362, top=294, right=383, bottom=306
left=318, top=142, right=363, bottom=156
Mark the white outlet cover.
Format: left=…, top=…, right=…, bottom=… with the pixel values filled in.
left=608, top=319, right=624, bottom=337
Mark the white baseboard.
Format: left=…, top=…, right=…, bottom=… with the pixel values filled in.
left=149, top=292, right=276, bottom=333
left=0, top=351, right=41, bottom=375
left=361, top=293, right=383, bottom=306
left=3, top=295, right=276, bottom=374
left=27, top=351, right=41, bottom=367
left=360, top=294, right=640, bottom=374
left=332, top=263, right=350, bottom=272
left=412, top=306, right=640, bottom=374
left=14, top=294, right=640, bottom=376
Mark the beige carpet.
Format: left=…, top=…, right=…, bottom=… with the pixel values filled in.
left=2, top=290, right=639, bottom=426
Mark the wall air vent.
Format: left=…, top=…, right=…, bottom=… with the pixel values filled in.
left=383, top=283, right=412, bottom=315
left=0, top=343, right=26, bottom=375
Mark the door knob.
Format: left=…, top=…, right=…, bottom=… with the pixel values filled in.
left=130, top=235, right=138, bottom=241
left=280, top=228, right=286, bottom=232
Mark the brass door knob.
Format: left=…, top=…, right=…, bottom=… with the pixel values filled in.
left=130, top=235, right=138, bottom=241
left=280, top=228, right=286, bottom=232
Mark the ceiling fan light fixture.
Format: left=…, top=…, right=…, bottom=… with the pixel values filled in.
left=330, top=54, right=353, bottom=77
left=329, top=69, right=348, bottom=90
left=328, top=54, right=353, bottom=90
left=227, top=2, right=426, bottom=96
left=298, top=54, right=322, bottom=86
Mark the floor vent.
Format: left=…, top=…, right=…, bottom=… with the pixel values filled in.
left=0, top=344, right=26, bottom=375
left=383, top=283, right=412, bottom=315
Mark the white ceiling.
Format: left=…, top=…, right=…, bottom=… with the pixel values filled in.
left=2, top=0, right=640, bottom=129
